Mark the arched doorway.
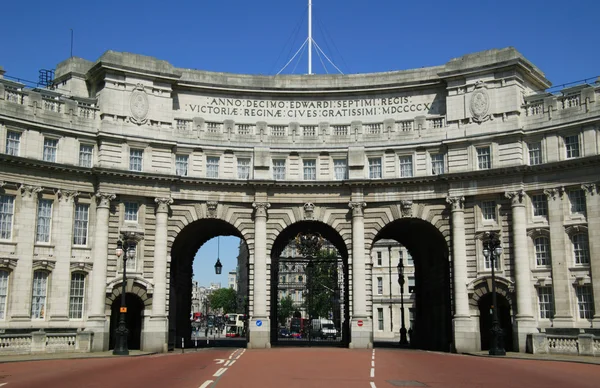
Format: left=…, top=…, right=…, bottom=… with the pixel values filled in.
left=269, top=221, right=350, bottom=347
left=109, top=293, right=144, bottom=350
left=478, top=293, right=513, bottom=352
left=372, top=218, right=452, bottom=352
left=169, top=218, right=249, bottom=349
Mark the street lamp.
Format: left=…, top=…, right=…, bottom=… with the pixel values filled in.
left=113, top=232, right=139, bottom=356
left=482, top=232, right=505, bottom=356
left=397, top=257, right=408, bottom=345
left=387, top=245, right=393, bottom=332
left=215, top=236, right=223, bottom=274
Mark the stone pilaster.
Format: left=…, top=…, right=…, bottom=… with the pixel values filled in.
left=10, top=185, right=42, bottom=320
left=49, top=190, right=79, bottom=321
left=87, top=191, right=115, bottom=351
left=582, top=183, right=600, bottom=327
left=505, top=190, right=536, bottom=352
left=249, top=201, right=270, bottom=349
left=447, top=195, right=476, bottom=352
left=144, top=197, right=172, bottom=352
left=349, top=198, right=372, bottom=348
left=544, top=187, right=574, bottom=326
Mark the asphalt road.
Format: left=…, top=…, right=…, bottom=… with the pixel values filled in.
left=0, top=348, right=599, bottom=388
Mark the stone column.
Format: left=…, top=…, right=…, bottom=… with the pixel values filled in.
left=49, top=190, right=79, bottom=321
left=249, top=201, right=270, bottom=349
left=582, top=183, right=600, bottom=327
left=446, top=196, right=476, bottom=352
left=10, top=185, right=42, bottom=320
left=144, top=197, right=172, bottom=352
left=349, top=199, right=372, bottom=348
left=545, top=187, right=573, bottom=326
left=87, top=192, right=115, bottom=351
left=505, top=190, right=536, bottom=352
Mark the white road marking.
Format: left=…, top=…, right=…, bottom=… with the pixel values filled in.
left=213, top=367, right=227, bottom=377
left=370, top=367, right=375, bottom=378
left=214, top=359, right=225, bottom=364
left=0, top=383, right=8, bottom=387
left=371, top=360, right=374, bottom=367
left=224, top=360, right=231, bottom=366
left=229, top=360, right=236, bottom=366
left=199, top=381, right=213, bottom=388
left=372, top=354, right=375, bottom=360
left=370, top=382, right=377, bottom=388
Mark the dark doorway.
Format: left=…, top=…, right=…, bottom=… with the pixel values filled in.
left=109, top=293, right=144, bottom=350
left=478, top=293, right=513, bottom=352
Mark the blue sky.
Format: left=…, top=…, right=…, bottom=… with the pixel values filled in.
left=2, top=0, right=598, bottom=286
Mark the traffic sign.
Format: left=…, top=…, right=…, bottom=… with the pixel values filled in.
left=256, top=320, right=263, bottom=327
left=120, top=307, right=127, bottom=313
left=357, top=320, right=363, bottom=327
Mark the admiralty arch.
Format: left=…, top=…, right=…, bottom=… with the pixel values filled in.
left=0, top=47, right=598, bottom=354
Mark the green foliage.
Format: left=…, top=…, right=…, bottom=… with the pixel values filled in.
left=208, top=287, right=238, bottom=313
left=303, top=250, right=339, bottom=320
left=278, top=295, right=295, bottom=326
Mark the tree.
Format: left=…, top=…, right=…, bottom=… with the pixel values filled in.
left=208, top=288, right=237, bottom=314
left=303, top=250, right=339, bottom=320
left=278, top=295, right=295, bottom=326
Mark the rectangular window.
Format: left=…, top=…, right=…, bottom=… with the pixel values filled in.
left=0, top=270, right=8, bottom=319
left=5, top=131, right=21, bottom=156
left=408, top=276, right=415, bottom=293
left=399, top=155, right=413, bottom=178
left=476, top=146, right=491, bottom=170
left=73, top=204, right=89, bottom=246
left=568, top=190, right=586, bottom=215
left=405, top=251, right=413, bottom=266
left=534, top=237, right=550, bottom=266
left=237, top=158, right=251, bottom=179
left=43, top=138, right=58, bottom=162
left=377, top=277, right=383, bottom=295
left=431, top=153, right=445, bottom=175
left=0, top=195, right=15, bottom=240
left=69, top=272, right=85, bottom=319
left=272, top=159, right=286, bottom=180
left=481, top=201, right=496, bottom=221
left=538, top=287, right=554, bottom=319
left=333, top=159, right=348, bottom=180
left=124, top=202, right=139, bottom=222
left=565, top=135, right=580, bottom=159
left=175, top=155, right=189, bottom=176
left=303, top=159, right=317, bottom=180
left=576, top=285, right=594, bottom=319
left=377, top=308, right=384, bottom=330
left=573, top=234, right=590, bottom=265
left=376, top=251, right=382, bottom=266
left=31, top=271, right=48, bottom=319
left=206, top=156, right=220, bottom=178
left=369, top=158, right=382, bottom=179
left=129, top=149, right=143, bottom=172
left=36, top=199, right=53, bottom=243
left=531, top=194, right=548, bottom=218
left=528, top=142, right=542, bottom=165
left=78, top=144, right=93, bottom=167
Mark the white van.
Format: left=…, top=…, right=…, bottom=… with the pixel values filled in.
left=310, top=318, right=337, bottom=339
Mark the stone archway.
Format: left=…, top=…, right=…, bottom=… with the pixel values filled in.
left=106, top=282, right=151, bottom=350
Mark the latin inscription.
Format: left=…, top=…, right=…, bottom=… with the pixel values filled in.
left=183, top=96, right=439, bottom=119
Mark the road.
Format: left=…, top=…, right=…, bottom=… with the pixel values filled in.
left=0, top=348, right=599, bottom=388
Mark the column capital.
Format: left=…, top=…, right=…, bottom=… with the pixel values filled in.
left=155, top=197, right=173, bottom=213
left=543, top=187, right=564, bottom=201
left=348, top=201, right=367, bottom=217
left=95, top=192, right=116, bottom=208
left=0, top=181, right=5, bottom=188
left=56, top=189, right=80, bottom=203
left=252, top=202, right=270, bottom=217
left=581, top=183, right=598, bottom=197
left=19, top=184, right=42, bottom=198
left=446, top=196, right=465, bottom=211
left=505, top=189, right=526, bottom=206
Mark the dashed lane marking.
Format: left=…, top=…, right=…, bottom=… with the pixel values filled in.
left=370, top=368, right=375, bottom=378
left=228, top=360, right=236, bottom=367
left=0, top=383, right=8, bottom=387
left=213, top=368, right=227, bottom=377
left=370, top=382, right=377, bottom=388
left=199, top=380, right=213, bottom=388
left=371, top=360, right=374, bottom=367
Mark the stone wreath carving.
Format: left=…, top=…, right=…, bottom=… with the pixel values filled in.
left=470, top=81, right=490, bottom=123
left=129, top=84, right=149, bottom=125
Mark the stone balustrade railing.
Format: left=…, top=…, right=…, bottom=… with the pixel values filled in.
left=523, top=84, right=598, bottom=118
left=529, top=333, right=600, bottom=357
left=0, top=331, right=93, bottom=355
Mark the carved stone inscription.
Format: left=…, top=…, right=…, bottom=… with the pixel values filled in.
left=183, top=94, right=442, bottom=120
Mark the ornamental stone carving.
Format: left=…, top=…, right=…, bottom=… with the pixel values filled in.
left=543, top=187, right=564, bottom=201
left=95, top=192, right=116, bottom=208
left=581, top=183, right=597, bottom=196
left=206, top=201, right=218, bottom=218
left=348, top=201, right=367, bottom=217
left=505, top=190, right=526, bottom=206
left=19, top=184, right=42, bottom=198
left=400, top=200, right=413, bottom=217
left=303, top=202, right=315, bottom=220
left=0, top=258, right=18, bottom=271
left=446, top=196, right=465, bottom=211
left=32, top=259, right=56, bottom=271
left=252, top=202, right=270, bottom=218
left=57, top=189, right=79, bottom=202
left=0, top=181, right=5, bottom=188
left=470, top=81, right=490, bottom=123
left=155, top=197, right=173, bottom=213
left=129, top=84, right=149, bottom=125
left=70, top=262, right=93, bottom=272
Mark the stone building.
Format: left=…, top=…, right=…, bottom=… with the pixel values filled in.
left=0, top=47, right=598, bottom=355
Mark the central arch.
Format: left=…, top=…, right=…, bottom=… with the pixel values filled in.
left=373, top=217, right=452, bottom=351
left=269, top=220, right=350, bottom=346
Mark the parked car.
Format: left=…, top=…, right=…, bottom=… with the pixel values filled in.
left=310, top=318, right=337, bottom=339
left=279, top=328, right=291, bottom=338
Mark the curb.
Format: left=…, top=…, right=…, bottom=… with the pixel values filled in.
left=0, top=351, right=159, bottom=364
left=463, top=352, right=600, bottom=366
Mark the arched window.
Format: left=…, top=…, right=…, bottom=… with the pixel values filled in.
left=534, top=236, right=550, bottom=266
left=573, top=234, right=590, bottom=265
left=69, top=272, right=86, bottom=319
left=31, top=270, right=49, bottom=319
left=0, top=270, right=9, bottom=319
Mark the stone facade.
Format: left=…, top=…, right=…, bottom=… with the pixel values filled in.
left=0, top=47, right=599, bottom=354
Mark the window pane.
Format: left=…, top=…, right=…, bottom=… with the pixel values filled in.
left=333, top=159, right=347, bottom=180
left=43, top=138, right=58, bottom=162
left=565, top=135, right=580, bottom=159
left=36, top=199, right=53, bottom=243
left=0, top=270, right=8, bottom=319
left=0, top=195, right=15, bottom=240
left=477, top=147, right=491, bottom=169
left=79, top=144, right=93, bottom=167
left=576, top=285, right=594, bottom=319
left=377, top=277, right=383, bottom=294
left=69, top=273, right=85, bottom=319
left=369, top=158, right=382, bottom=179
left=568, top=190, right=586, bottom=215
left=531, top=194, right=548, bottom=217
left=129, top=149, right=143, bottom=171
left=481, top=201, right=496, bottom=221
left=124, top=202, right=139, bottom=222
left=303, top=159, right=316, bottom=180
left=207, top=157, right=219, bottom=178
left=377, top=308, right=384, bottom=330
left=431, top=153, right=444, bottom=175
left=175, top=155, right=189, bottom=176
left=6, top=131, right=21, bottom=156
left=538, top=286, right=554, bottom=319
left=73, top=204, right=89, bottom=245
left=272, top=159, right=286, bottom=180
left=528, top=142, right=542, bottom=165
left=237, top=158, right=251, bottom=179
left=573, top=234, right=590, bottom=265
left=31, top=271, right=48, bottom=319
left=399, top=155, right=413, bottom=177
left=534, top=237, right=550, bottom=266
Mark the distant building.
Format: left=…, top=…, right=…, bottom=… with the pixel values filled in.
left=228, top=271, right=237, bottom=291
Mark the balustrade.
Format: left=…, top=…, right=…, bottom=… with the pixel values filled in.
left=0, top=331, right=91, bottom=355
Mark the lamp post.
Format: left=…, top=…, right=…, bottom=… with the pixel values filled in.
left=113, top=232, right=139, bottom=356
left=482, top=232, right=505, bottom=356
left=397, top=257, right=408, bottom=345
left=388, top=245, right=393, bottom=333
